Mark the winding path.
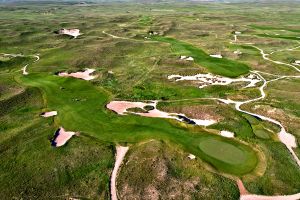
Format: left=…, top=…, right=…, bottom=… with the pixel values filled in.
left=110, top=146, right=129, bottom=200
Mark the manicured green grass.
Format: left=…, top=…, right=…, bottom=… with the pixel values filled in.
left=256, top=34, right=300, bottom=41
left=199, top=139, right=247, bottom=165
left=151, top=36, right=250, bottom=77
left=18, top=73, right=258, bottom=175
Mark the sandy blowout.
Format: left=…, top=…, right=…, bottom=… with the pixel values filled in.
left=111, top=146, right=129, bottom=200
left=107, top=101, right=216, bottom=126
left=59, top=28, right=81, bottom=38
left=58, top=68, right=97, bottom=80
left=168, top=73, right=261, bottom=89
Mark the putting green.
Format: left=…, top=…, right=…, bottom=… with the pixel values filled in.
left=18, top=73, right=258, bottom=175
left=199, top=139, right=247, bottom=165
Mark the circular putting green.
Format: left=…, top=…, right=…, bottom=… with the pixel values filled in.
left=197, top=137, right=258, bottom=175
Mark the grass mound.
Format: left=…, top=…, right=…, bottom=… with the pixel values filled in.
left=151, top=36, right=250, bottom=77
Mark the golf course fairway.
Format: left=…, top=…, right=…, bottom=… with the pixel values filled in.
left=19, top=73, right=258, bottom=175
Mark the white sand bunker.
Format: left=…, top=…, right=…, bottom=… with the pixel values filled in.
left=220, top=130, right=234, bottom=138
left=168, top=73, right=261, bottom=89
left=51, top=127, right=77, bottom=147
left=210, top=54, right=223, bottom=58
left=41, top=111, right=57, bottom=118
left=58, top=68, right=97, bottom=80
left=59, top=28, right=81, bottom=38
left=294, top=60, right=300, bottom=66
left=107, top=101, right=216, bottom=126
left=188, top=154, right=196, bottom=160
left=22, top=64, right=29, bottom=75
left=234, top=50, right=242, bottom=55
left=180, top=55, right=194, bottom=61
left=111, top=146, right=129, bottom=200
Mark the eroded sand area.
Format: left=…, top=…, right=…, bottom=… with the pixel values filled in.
left=107, top=101, right=216, bottom=126
left=168, top=73, right=261, bottom=89
left=58, top=68, right=97, bottom=80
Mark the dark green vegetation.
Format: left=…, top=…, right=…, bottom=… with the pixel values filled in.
left=1, top=1, right=300, bottom=199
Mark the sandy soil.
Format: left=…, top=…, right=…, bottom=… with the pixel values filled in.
left=168, top=73, right=261, bottom=89
left=180, top=55, right=194, bottom=61
left=107, top=101, right=216, bottom=126
left=210, top=54, right=223, bottom=58
left=41, top=111, right=57, bottom=117
left=59, top=28, right=81, bottom=38
left=107, top=101, right=151, bottom=115
left=220, top=130, right=234, bottom=138
left=22, top=64, right=29, bottom=75
left=111, top=146, right=129, bottom=200
left=52, top=127, right=76, bottom=147
left=58, top=68, right=97, bottom=80
left=188, top=154, right=196, bottom=160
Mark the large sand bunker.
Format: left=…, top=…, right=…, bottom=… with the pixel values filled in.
left=58, top=68, right=97, bottom=80
left=111, top=146, right=129, bottom=200
left=58, top=28, right=81, bottom=38
left=107, top=101, right=216, bottom=126
left=168, top=73, right=261, bottom=89
left=51, top=127, right=77, bottom=147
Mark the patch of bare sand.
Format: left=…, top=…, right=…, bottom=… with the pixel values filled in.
left=59, top=28, right=81, bottom=38
left=58, top=68, right=97, bottom=80
left=41, top=111, right=57, bottom=117
left=144, top=185, right=159, bottom=200
left=111, top=146, right=129, bottom=200
left=52, top=127, right=77, bottom=147
left=107, top=101, right=216, bottom=126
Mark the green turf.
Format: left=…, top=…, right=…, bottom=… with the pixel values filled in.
left=151, top=36, right=250, bottom=77
left=18, top=73, right=258, bottom=175
left=199, top=139, right=247, bottom=165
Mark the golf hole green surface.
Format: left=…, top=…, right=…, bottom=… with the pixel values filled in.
left=199, top=139, right=247, bottom=165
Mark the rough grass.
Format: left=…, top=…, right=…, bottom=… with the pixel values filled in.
left=151, top=36, right=250, bottom=77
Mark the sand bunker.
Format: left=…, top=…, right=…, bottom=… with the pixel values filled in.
left=51, top=127, right=77, bottom=147
left=111, top=146, right=129, bottom=200
left=294, top=60, right=300, bottom=66
left=59, top=28, right=81, bottom=38
left=237, top=179, right=300, bottom=200
left=168, top=73, right=261, bottom=89
left=58, top=68, right=97, bottom=80
left=22, top=64, right=29, bottom=75
left=41, top=111, right=57, bottom=117
left=220, top=130, right=234, bottom=138
left=107, top=101, right=216, bottom=126
left=188, top=154, right=196, bottom=160
left=210, top=54, right=223, bottom=58
left=234, top=50, right=242, bottom=55
left=180, top=55, right=194, bottom=61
